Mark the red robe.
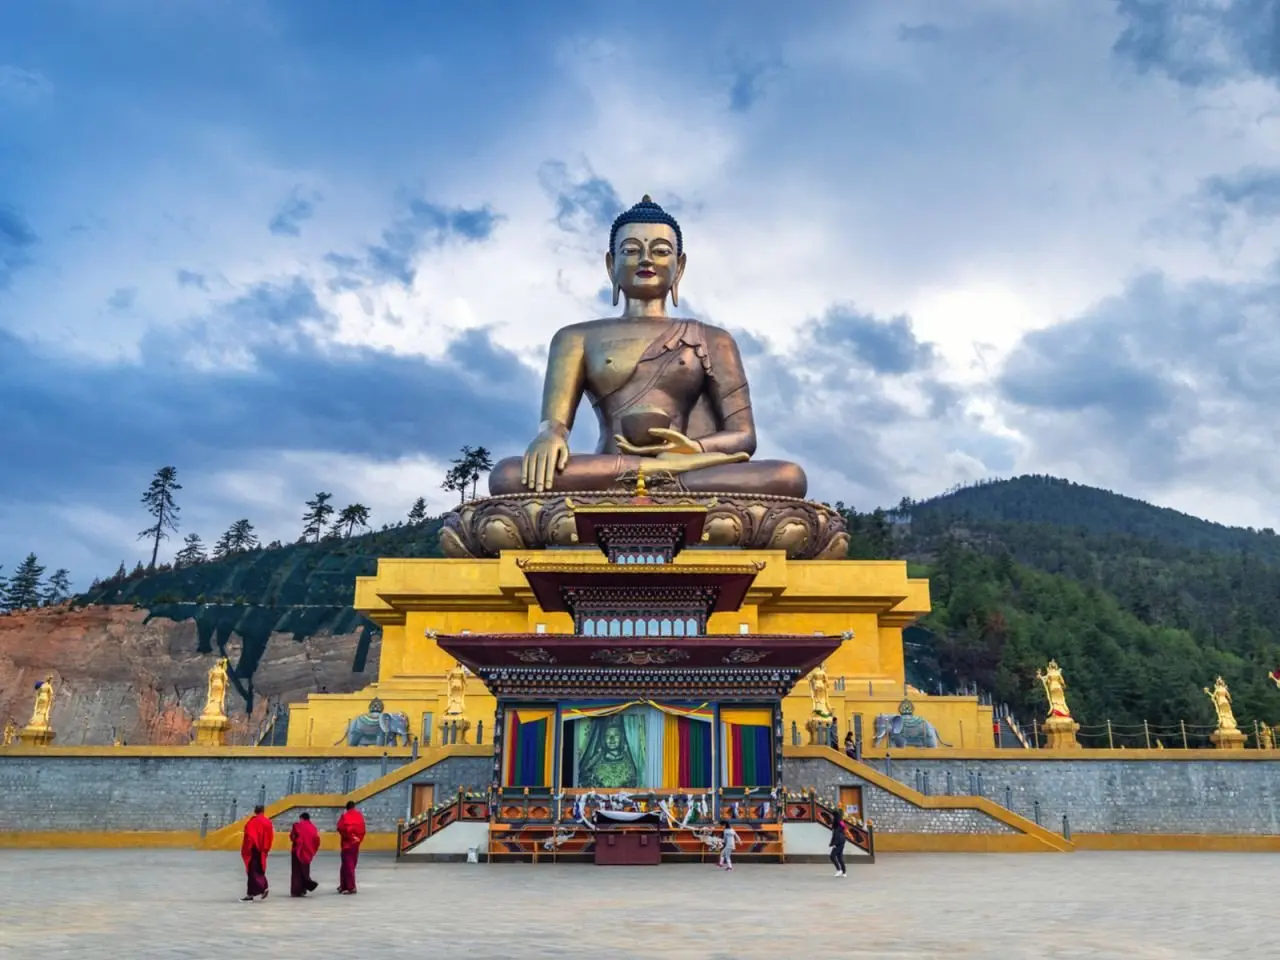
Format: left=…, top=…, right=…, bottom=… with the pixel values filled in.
left=336, top=809, right=367, bottom=893
left=241, top=814, right=275, bottom=869
left=241, top=814, right=275, bottom=897
left=336, top=809, right=366, bottom=850
left=290, top=819, right=320, bottom=864
left=289, top=818, right=321, bottom=896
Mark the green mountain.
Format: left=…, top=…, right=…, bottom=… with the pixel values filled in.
left=69, top=475, right=1280, bottom=740
left=886, top=476, right=1280, bottom=744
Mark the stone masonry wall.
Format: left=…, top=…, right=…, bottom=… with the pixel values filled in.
left=0, top=755, right=493, bottom=834
left=786, top=755, right=1280, bottom=835
left=784, top=758, right=1016, bottom=834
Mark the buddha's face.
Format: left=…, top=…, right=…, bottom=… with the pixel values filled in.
left=603, top=726, right=624, bottom=756
left=606, top=222, right=686, bottom=303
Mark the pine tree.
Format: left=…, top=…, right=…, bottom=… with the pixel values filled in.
left=335, top=503, right=371, bottom=537
left=111, top=562, right=128, bottom=583
left=2, top=554, right=45, bottom=610
left=174, top=533, right=208, bottom=568
left=301, top=492, right=334, bottom=542
left=138, top=466, right=182, bottom=569
left=130, top=561, right=146, bottom=578
left=42, top=569, right=71, bottom=606
left=442, top=463, right=469, bottom=506
left=407, top=497, right=427, bottom=524
left=465, top=446, right=494, bottom=500
left=226, top=519, right=259, bottom=552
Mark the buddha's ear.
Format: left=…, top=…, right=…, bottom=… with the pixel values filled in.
left=671, top=252, right=687, bottom=308
left=605, top=250, right=620, bottom=306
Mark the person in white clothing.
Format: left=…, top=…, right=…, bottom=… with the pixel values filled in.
left=719, top=822, right=739, bottom=870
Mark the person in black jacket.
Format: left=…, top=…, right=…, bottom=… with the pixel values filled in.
left=829, top=808, right=847, bottom=877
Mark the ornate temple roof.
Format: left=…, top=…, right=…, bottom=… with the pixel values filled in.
left=514, top=558, right=764, bottom=614
left=434, top=631, right=839, bottom=673
left=434, top=629, right=840, bottom=698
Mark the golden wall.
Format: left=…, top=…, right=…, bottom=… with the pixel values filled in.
left=286, top=550, right=993, bottom=749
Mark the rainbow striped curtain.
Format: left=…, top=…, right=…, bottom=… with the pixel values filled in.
left=662, top=714, right=713, bottom=789
left=721, top=708, right=774, bottom=787
left=504, top=708, right=555, bottom=787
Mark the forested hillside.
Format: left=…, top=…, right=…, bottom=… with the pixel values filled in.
left=872, top=477, right=1280, bottom=742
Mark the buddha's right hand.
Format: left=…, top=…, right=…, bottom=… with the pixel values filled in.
left=522, top=426, right=570, bottom=493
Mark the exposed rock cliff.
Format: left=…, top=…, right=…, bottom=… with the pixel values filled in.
left=0, top=604, right=378, bottom=745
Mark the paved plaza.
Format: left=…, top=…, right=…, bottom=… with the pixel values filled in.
left=0, top=849, right=1270, bottom=958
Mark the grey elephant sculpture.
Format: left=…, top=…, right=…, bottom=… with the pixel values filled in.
left=338, top=710, right=411, bottom=747
left=873, top=712, right=952, bottom=748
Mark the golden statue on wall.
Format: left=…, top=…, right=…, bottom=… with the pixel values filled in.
left=1035, top=660, right=1080, bottom=750
left=201, top=657, right=230, bottom=720
left=1204, top=676, right=1245, bottom=750
left=2, top=719, right=16, bottom=746
left=1259, top=723, right=1274, bottom=751
left=445, top=661, right=468, bottom=717
left=192, top=657, right=232, bottom=747
left=807, top=663, right=832, bottom=718
left=18, top=675, right=57, bottom=746
left=1204, top=677, right=1238, bottom=732
left=1036, top=660, right=1072, bottom=719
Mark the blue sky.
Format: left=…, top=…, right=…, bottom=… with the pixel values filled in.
left=3, top=0, right=1280, bottom=586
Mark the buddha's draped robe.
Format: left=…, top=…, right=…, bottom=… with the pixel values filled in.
left=489, top=319, right=807, bottom=497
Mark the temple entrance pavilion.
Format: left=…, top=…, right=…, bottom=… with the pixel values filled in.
left=432, top=628, right=859, bottom=863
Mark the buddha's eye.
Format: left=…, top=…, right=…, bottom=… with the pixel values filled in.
left=620, top=243, right=642, bottom=256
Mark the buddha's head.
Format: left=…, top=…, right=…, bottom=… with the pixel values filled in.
left=606, top=195, right=687, bottom=309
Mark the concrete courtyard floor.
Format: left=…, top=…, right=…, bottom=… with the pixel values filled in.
left=0, top=849, right=1270, bottom=959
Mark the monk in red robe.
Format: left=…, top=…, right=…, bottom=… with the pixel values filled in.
left=240, top=805, right=275, bottom=902
left=335, top=801, right=366, bottom=894
left=289, top=812, right=321, bottom=897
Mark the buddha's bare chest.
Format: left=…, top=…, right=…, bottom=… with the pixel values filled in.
left=581, top=322, right=703, bottom=399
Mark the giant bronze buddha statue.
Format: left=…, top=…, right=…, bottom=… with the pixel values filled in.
left=441, top=196, right=847, bottom=560
left=488, top=196, right=806, bottom=499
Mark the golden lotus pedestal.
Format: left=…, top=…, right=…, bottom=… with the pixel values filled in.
left=441, top=716, right=471, bottom=745
left=1041, top=717, right=1081, bottom=750
left=192, top=714, right=230, bottom=747
left=440, top=491, right=849, bottom=560
left=17, top=725, right=55, bottom=746
left=1211, top=728, right=1247, bottom=751
left=806, top=717, right=834, bottom=746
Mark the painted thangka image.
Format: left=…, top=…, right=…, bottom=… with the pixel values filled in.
left=576, top=713, right=646, bottom=789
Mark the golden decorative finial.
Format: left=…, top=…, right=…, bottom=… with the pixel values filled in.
left=634, top=464, right=649, bottom=499
left=641, top=193, right=653, bottom=203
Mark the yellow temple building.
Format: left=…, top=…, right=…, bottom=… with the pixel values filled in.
left=286, top=547, right=994, bottom=751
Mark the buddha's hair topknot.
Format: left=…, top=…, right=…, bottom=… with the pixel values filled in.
left=609, top=194, right=683, bottom=255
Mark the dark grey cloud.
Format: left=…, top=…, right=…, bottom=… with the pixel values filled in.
left=735, top=306, right=1012, bottom=505
left=339, top=197, right=500, bottom=287
left=1196, top=166, right=1280, bottom=222
left=897, top=23, right=946, bottom=44
left=538, top=161, right=622, bottom=234
left=0, top=277, right=539, bottom=507
left=268, top=188, right=321, bottom=237
left=176, top=269, right=208, bottom=290
left=810, top=306, right=936, bottom=376
left=1113, top=0, right=1280, bottom=87
left=0, top=203, right=37, bottom=289
left=107, top=286, right=136, bottom=311
left=997, top=269, right=1280, bottom=485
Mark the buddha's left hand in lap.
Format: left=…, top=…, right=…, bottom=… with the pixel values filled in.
left=615, top=428, right=749, bottom=475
